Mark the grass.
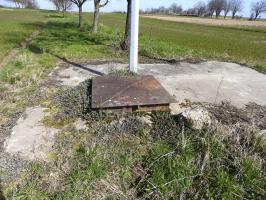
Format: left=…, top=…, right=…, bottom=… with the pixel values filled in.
left=3, top=81, right=265, bottom=199
left=0, top=8, right=48, bottom=62
left=100, top=13, right=266, bottom=72
left=0, top=9, right=266, bottom=200
left=1, top=10, right=266, bottom=72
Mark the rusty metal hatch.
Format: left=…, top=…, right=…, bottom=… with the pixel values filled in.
left=91, top=75, right=176, bottom=112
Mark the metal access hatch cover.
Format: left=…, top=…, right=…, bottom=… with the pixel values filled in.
left=91, top=75, right=176, bottom=111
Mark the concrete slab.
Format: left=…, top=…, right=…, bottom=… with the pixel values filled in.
left=52, top=61, right=266, bottom=108
left=4, top=107, right=58, bottom=161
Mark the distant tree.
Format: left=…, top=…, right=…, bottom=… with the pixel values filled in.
left=50, top=0, right=60, bottom=11
left=7, top=0, right=26, bottom=8
left=50, top=0, right=72, bottom=15
left=158, top=6, right=168, bottom=14
left=194, top=1, right=207, bottom=16
left=186, top=8, right=197, bottom=15
left=169, top=3, right=183, bottom=14
left=25, top=0, right=38, bottom=9
left=251, top=0, right=266, bottom=20
left=60, top=0, right=72, bottom=16
left=208, top=0, right=226, bottom=18
left=223, top=0, right=231, bottom=18
left=7, top=0, right=38, bottom=9
left=207, top=0, right=215, bottom=17
left=70, top=0, right=88, bottom=28
left=92, top=0, right=109, bottom=33
left=230, top=0, right=243, bottom=19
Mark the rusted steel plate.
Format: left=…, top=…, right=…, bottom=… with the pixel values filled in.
left=91, top=75, right=176, bottom=109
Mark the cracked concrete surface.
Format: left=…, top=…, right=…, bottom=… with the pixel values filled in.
left=4, top=107, right=58, bottom=161
left=52, top=61, right=266, bottom=108
left=3, top=60, right=266, bottom=162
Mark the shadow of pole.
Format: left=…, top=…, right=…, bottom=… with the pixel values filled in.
left=53, top=54, right=105, bottom=76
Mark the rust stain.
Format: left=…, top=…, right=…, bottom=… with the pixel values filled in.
left=92, top=75, right=176, bottom=110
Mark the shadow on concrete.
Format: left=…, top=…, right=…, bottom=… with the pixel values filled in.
left=54, top=54, right=105, bottom=76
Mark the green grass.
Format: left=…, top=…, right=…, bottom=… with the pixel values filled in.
left=0, top=9, right=49, bottom=62
left=100, top=13, right=266, bottom=72
left=1, top=10, right=266, bottom=72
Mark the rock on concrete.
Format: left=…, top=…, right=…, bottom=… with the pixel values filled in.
left=4, top=107, right=58, bottom=161
left=51, top=61, right=266, bottom=108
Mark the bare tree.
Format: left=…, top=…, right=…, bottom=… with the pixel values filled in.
left=194, top=1, right=207, bottom=16
left=210, top=0, right=226, bottom=18
left=230, top=0, right=243, bottom=19
left=70, top=0, right=88, bottom=28
left=7, top=0, right=26, bottom=8
left=7, top=0, right=38, bottom=8
left=60, top=0, right=72, bottom=17
left=50, top=0, right=72, bottom=15
left=121, top=0, right=131, bottom=50
left=25, top=0, right=38, bottom=9
left=92, top=0, right=109, bottom=33
left=251, top=0, right=266, bottom=20
left=207, top=0, right=216, bottom=17
left=223, top=0, right=231, bottom=18
left=50, top=0, right=60, bottom=11
left=169, top=3, right=183, bottom=14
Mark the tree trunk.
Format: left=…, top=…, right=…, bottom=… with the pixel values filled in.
left=92, top=5, right=100, bottom=33
left=78, top=6, right=83, bottom=28
left=120, top=0, right=131, bottom=50
left=232, top=9, right=237, bottom=19
left=224, top=11, right=228, bottom=19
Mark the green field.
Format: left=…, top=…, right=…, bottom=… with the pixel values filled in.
left=0, top=9, right=48, bottom=62
left=1, top=10, right=266, bottom=72
left=101, top=13, right=266, bottom=72
left=0, top=9, right=266, bottom=200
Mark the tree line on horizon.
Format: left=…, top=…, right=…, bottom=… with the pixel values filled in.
left=142, top=0, right=266, bottom=21
left=5, top=0, right=38, bottom=9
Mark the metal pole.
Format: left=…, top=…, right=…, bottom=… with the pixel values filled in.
left=129, top=0, right=140, bottom=73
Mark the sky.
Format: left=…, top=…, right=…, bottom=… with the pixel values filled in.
left=0, top=0, right=265, bottom=18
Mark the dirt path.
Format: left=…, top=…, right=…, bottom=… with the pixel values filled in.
left=0, top=29, right=41, bottom=69
left=142, top=15, right=266, bottom=27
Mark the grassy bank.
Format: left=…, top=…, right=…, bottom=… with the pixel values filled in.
left=0, top=9, right=49, bottom=62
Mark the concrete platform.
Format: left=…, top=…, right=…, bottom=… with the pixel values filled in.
left=51, top=61, right=266, bottom=108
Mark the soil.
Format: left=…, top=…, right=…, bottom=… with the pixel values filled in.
left=143, top=15, right=266, bottom=27
left=204, top=102, right=266, bottom=130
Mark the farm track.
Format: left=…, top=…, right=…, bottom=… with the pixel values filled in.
left=0, top=28, right=41, bottom=69
left=142, top=15, right=266, bottom=27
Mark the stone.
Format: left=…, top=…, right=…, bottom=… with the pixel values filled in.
left=138, top=115, right=153, bottom=127
left=179, top=107, right=211, bottom=130
left=74, top=118, right=87, bottom=131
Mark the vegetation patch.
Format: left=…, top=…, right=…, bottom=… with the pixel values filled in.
left=3, top=80, right=265, bottom=199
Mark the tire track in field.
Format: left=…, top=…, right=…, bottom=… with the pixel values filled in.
left=0, top=28, right=41, bottom=69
